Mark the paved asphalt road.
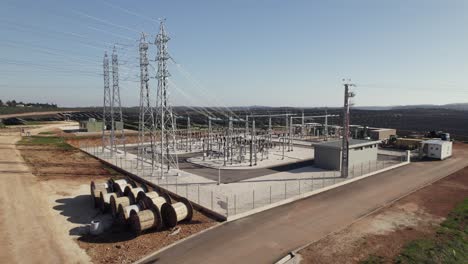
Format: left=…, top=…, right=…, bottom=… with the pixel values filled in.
left=138, top=145, right=468, bottom=264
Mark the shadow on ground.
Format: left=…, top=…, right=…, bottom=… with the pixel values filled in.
left=54, top=195, right=114, bottom=236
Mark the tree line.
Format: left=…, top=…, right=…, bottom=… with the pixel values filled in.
left=0, top=99, right=58, bottom=108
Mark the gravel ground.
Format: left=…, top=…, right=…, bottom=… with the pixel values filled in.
left=77, top=211, right=216, bottom=264
left=17, top=132, right=219, bottom=264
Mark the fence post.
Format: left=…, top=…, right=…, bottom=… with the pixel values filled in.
left=252, top=190, right=255, bottom=209
left=234, top=194, right=237, bottom=215
left=322, top=172, right=325, bottom=188
left=299, top=178, right=301, bottom=194
left=284, top=182, right=287, bottom=199
left=311, top=174, right=314, bottom=191
left=269, top=185, right=272, bottom=204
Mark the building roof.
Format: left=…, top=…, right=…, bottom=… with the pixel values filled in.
left=423, top=139, right=451, bottom=145
left=313, top=139, right=381, bottom=150
left=369, top=128, right=396, bottom=132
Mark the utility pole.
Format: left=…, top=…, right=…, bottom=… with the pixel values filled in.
left=245, top=115, right=249, bottom=139
left=155, top=19, right=178, bottom=177
left=208, top=117, right=212, bottom=157
left=102, top=52, right=111, bottom=153
left=324, top=108, right=329, bottom=139
left=137, top=33, right=156, bottom=173
left=111, top=46, right=126, bottom=155
left=228, top=117, right=233, bottom=165
left=289, top=116, right=294, bottom=151
left=253, top=119, right=257, bottom=166
left=285, top=114, right=289, bottom=152
left=268, top=115, right=272, bottom=134
left=301, top=110, right=305, bottom=138
left=341, top=80, right=356, bottom=178
left=268, top=114, right=272, bottom=158
left=187, top=116, right=191, bottom=152
left=223, top=136, right=227, bottom=166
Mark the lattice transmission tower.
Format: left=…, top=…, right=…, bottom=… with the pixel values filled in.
left=102, top=52, right=112, bottom=153
left=155, top=19, right=178, bottom=176
left=110, top=46, right=126, bottom=155
left=137, top=33, right=156, bottom=172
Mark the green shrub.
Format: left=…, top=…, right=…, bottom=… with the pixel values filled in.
left=18, top=136, right=73, bottom=150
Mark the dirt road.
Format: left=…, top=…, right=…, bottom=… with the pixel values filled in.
left=138, top=145, right=468, bottom=264
left=0, top=110, right=76, bottom=119
left=0, top=123, right=90, bottom=263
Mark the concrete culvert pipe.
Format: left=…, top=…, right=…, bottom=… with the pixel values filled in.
left=129, top=205, right=163, bottom=235
left=110, top=195, right=135, bottom=218
left=123, top=186, right=145, bottom=203
left=99, top=192, right=118, bottom=213
left=161, top=197, right=193, bottom=228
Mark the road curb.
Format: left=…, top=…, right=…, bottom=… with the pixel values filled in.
left=133, top=221, right=229, bottom=264
left=274, top=163, right=467, bottom=263
left=227, top=161, right=410, bottom=222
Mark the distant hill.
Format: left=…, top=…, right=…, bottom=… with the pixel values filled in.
left=355, top=103, right=468, bottom=111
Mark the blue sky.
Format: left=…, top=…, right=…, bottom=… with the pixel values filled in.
left=0, top=0, right=467, bottom=107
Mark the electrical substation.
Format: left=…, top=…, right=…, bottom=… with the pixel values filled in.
left=2, top=2, right=467, bottom=263
left=81, top=20, right=411, bottom=230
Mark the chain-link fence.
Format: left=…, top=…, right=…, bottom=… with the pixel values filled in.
left=80, top=142, right=409, bottom=218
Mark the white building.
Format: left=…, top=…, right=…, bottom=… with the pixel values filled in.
left=314, top=139, right=380, bottom=170
left=421, top=139, right=452, bottom=160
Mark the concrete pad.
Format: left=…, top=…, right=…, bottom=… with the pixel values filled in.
left=187, top=146, right=313, bottom=170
